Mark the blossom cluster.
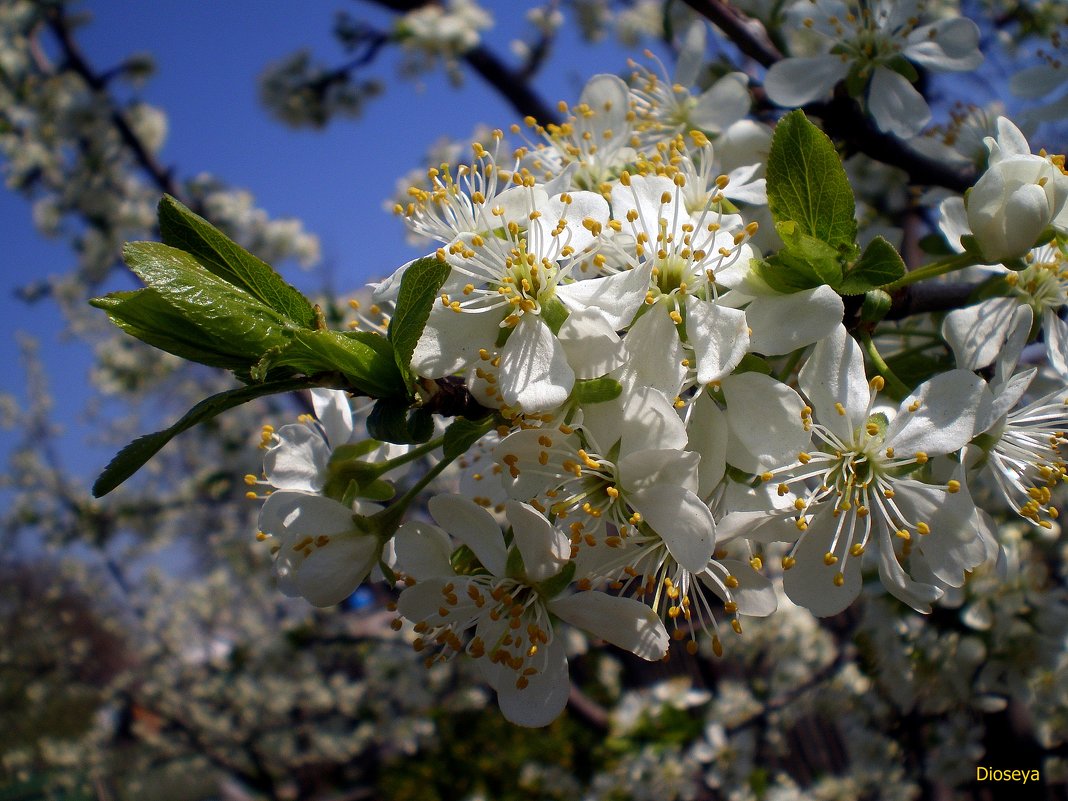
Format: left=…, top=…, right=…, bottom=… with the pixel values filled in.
left=246, top=49, right=1068, bottom=726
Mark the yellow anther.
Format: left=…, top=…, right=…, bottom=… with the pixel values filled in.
left=823, top=552, right=838, bottom=566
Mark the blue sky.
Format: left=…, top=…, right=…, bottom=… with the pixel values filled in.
left=0, top=1, right=646, bottom=481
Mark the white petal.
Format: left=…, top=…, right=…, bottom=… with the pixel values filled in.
left=610, top=175, right=679, bottom=241
left=618, top=448, right=700, bottom=495
left=782, top=507, right=863, bottom=617
left=764, top=57, right=848, bottom=106
left=868, top=67, right=930, bottom=139
left=259, top=491, right=357, bottom=540
left=393, top=520, right=454, bottom=582
left=941, top=297, right=1021, bottom=370
left=263, top=424, right=329, bottom=492
left=493, top=633, right=571, bottom=727
left=721, top=371, right=810, bottom=469
left=550, top=592, right=669, bottom=660
left=498, top=315, right=574, bottom=413
left=411, top=304, right=503, bottom=378
left=507, top=500, right=570, bottom=583
left=632, top=485, right=716, bottom=574
left=905, top=18, right=982, bottom=71
left=894, top=478, right=985, bottom=588
left=875, top=532, right=942, bottom=614
left=310, top=388, right=354, bottom=448
left=557, top=307, right=624, bottom=378
left=618, top=306, right=687, bottom=399
left=674, top=21, right=707, bottom=88
left=936, top=196, right=970, bottom=253
left=701, top=559, right=777, bottom=617
left=746, top=286, right=844, bottom=356
left=688, top=392, right=728, bottom=497
left=690, top=73, right=751, bottom=133
left=578, top=74, right=630, bottom=146
left=557, top=265, right=652, bottom=329
left=1045, top=309, right=1068, bottom=379
left=289, top=535, right=379, bottom=607
left=884, top=370, right=985, bottom=455
left=429, top=494, right=507, bottom=576
left=621, top=385, right=688, bottom=454
left=799, top=325, right=869, bottom=442
left=686, top=298, right=749, bottom=384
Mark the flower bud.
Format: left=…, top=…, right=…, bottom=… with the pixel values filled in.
left=966, top=155, right=1068, bottom=263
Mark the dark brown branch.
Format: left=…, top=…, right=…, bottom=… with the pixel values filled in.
left=886, top=281, right=981, bottom=320
left=44, top=5, right=186, bottom=203
left=680, top=0, right=783, bottom=65
left=683, top=0, right=975, bottom=193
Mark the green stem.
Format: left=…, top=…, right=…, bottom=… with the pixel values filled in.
left=886, top=252, right=975, bottom=292
left=776, top=347, right=805, bottom=383
left=860, top=332, right=909, bottom=397
left=370, top=451, right=455, bottom=536
left=373, top=435, right=444, bottom=475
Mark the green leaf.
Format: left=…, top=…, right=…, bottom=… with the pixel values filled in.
left=774, top=220, right=846, bottom=286
left=92, top=376, right=319, bottom=497
left=443, top=414, right=495, bottom=460
left=123, top=241, right=293, bottom=355
left=252, top=329, right=404, bottom=397
left=90, top=289, right=253, bottom=372
left=883, top=54, right=919, bottom=83
left=571, top=377, right=623, bottom=404
left=838, top=236, right=907, bottom=295
left=767, top=110, right=857, bottom=252
left=505, top=545, right=526, bottom=580
left=158, top=195, right=317, bottom=328
left=388, top=256, right=451, bottom=389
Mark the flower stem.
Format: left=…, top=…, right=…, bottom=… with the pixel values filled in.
left=886, top=252, right=975, bottom=292
left=860, top=332, right=909, bottom=397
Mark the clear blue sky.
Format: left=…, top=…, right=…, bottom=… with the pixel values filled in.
left=0, top=1, right=646, bottom=482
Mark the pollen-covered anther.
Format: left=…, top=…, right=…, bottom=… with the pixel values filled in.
left=833, top=572, right=846, bottom=587
left=914, top=451, right=929, bottom=464
left=946, top=480, right=961, bottom=494
left=916, top=522, right=930, bottom=536
left=823, top=552, right=838, bottom=566
left=895, top=528, right=911, bottom=540
left=782, top=555, right=797, bottom=570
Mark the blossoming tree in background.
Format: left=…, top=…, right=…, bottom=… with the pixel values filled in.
left=4, top=0, right=1068, bottom=799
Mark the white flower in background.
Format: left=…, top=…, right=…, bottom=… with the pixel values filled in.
left=397, top=0, right=493, bottom=57
left=393, top=495, right=668, bottom=726
left=724, top=327, right=986, bottom=615
left=1010, top=34, right=1068, bottom=128
left=257, top=491, right=383, bottom=607
left=764, top=0, right=983, bottom=138
left=966, top=306, right=1068, bottom=529
left=515, top=73, right=637, bottom=188
left=628, top=22, right=752, bottom=141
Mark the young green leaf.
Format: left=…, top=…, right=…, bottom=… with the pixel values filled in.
left=91, top=289, right=254, bottom=371
left=767, top=110, right=858, bottom=253
left=442, top=414, right=495, bottom=460
left=252, top=329, right=404, bottom=398
left=92, top=376, right=321, bottom=497
left=838, top=236, right=907, bottom=295
left=367, top=401, right=435, bottom=444
left=774, top=220, right=846, bottom=286
left=388, top=256, right=451, bottom=388
left=158, top=195, right=318, bottom=328
left=123, top=241, right=294, bottom=354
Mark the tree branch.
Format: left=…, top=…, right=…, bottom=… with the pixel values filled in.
left=44, top=5, right=187, bottom=203
left=682, top=0, right=975, bottom=192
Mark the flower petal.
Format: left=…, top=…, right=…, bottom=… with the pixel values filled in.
left=868, top=67, right=930, bottom=139
left=746, top=286, right=844, bottom=356
left=799, top=325, right=869, bottom=443
left=722, top=371, right=810, bottom=471
left=764, top=57, right=848, bottom=106
left=884, top=369, right=985, bottom=455
left=632, top=484, right=716, bottom=574
left=498, top=315, right=574, bottom=413
left=429, top=494, right=507, bottom=576
left=393, top=520, right=455, bottom=582
left=782, top=506, right=863, bottom=617
left=264, top=424, right=329, bottom=492
left=493, top=633, right=571, bottom=727
left=310, top=388, right=354, bottom=448
left=507, top=500, right=570, bottom=583
left=550, top=591, right=669, bottom=660
left=686, top=298, right=750, bottom=384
